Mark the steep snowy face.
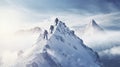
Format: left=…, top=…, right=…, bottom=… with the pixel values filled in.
left=46, top=21, right=101, bottom=67
left=14, top=21, right=101, bottom=67
left=26, top=21, right=101, bottom=67
left=83, top=19, right=104, bottom=35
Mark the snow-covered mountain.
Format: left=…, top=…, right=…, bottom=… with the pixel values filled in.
left=72, top=19, right=120, bottom=67
left=74, top=20, right=120, bottom=52
left=73, top=19, right=105, bottom=38
left=14, top=20, right=102, bottom=67
left=83, top=19, right=104, bottom=35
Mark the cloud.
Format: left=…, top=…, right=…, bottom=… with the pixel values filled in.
left=1, top=51, right=17, bottom=67
left=0, top=0, right=120, bottom=35
left=0, top=0, right=120, bottom=66
left=4, top=0, right=120, bottom=14
left=109, top=47, right=120, bottom=55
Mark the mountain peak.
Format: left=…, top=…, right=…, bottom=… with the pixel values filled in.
left=89, top=19, right=100, bottom=28
left=55, top=21, right=74, bottom=35
left=91, top=19, right=97, bottom=25
left=56, top=21, right=67, bottom=32
left=84, top=19, right=104, bottom=35
left=14, top=19, right=101, bottom=67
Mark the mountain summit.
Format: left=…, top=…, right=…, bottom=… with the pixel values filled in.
left=83, top=19, right=104, bottom=35
left=89, top=19, right=104, bottom=31
left=14, top=20, right=101, bottom=67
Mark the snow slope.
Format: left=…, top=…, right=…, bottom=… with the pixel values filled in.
left=14, top=21, right=101, bottom=67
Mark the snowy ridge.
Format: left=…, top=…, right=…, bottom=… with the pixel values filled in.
left=14, top=20, right=102, bottom=67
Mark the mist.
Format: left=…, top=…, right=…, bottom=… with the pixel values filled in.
left=0, top=0, right=120, bottom=66
left=0, top=11, right=120, bottom=66
left=0, top=31, right=40, bottom=66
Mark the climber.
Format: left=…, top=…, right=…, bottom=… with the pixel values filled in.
left=55, top=18, right=59, bottom=26
left=43, top=30, right=48, bottom=40
left=50, top=25, right=54, bottom=34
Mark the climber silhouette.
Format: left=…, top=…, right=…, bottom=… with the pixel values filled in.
left=43, top=30, right=48, bottom=40
left=50, top=25, right=54, bottom=34
left=55, top=18, right=59, bottom=26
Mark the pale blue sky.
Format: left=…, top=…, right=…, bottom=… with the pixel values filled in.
left=2, top=0, right=120, bottom=14
left=0, top=0, right=120, bottom=33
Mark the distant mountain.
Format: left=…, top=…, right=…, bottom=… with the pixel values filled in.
left=83, top=19, right=104, bottom=35
left=14, top=20, right=102, bottom=67
left=86, top=19, right=104, bottom=31
left=16, top=27, right=42, bottom=34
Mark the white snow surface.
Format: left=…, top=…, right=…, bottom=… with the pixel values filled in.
left=14, top=21, right=101, bottom=67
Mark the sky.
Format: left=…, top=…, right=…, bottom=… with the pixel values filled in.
left=4, top=0, right=120, bottom=13
left=0, top=0, right=120, bottom=34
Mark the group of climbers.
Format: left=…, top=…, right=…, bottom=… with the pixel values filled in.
left=43, top=18, right=59, bottom=40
